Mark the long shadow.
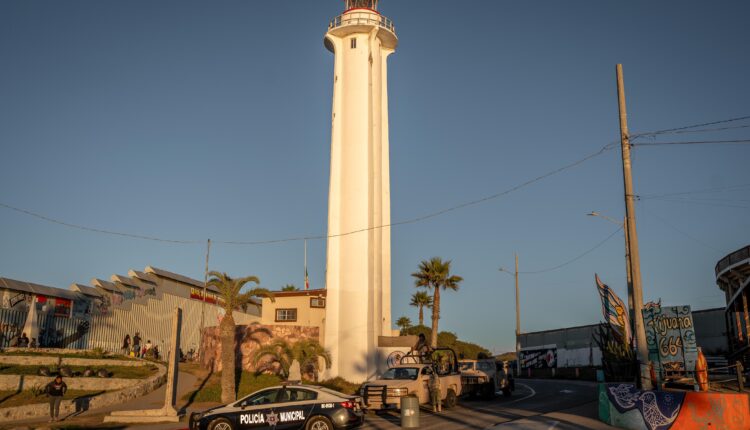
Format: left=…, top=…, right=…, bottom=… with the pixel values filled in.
left=183, top=365, right=215, bottom=411
left=61, top=391, right=106, bottom=420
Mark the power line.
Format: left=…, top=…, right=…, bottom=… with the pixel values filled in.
left=631, top=139, right=750, bottom=147
left=630, top=115, right=750, bottom=140
left=0, top=142, right=617, bottom=246
left=641, top=206, right=724, bottom=253
left=0, top=203, right=201, bottom=244
left=638, top=183, right=750, bottom=199
left=660, top=124, right=750, bottom=135
left=519, top=226, right=623, bottom=275
left=642, top=197, right=750, bottom=210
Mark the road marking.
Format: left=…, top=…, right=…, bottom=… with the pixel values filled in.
left=547, top=420, right=559, bottom=429
left=505, top=383, right=536, bottom=405
left=559, top=389, right=575, bottom=394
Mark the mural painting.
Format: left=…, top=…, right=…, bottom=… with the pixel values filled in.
left=599, top=383, right=750, bottom=430
left=520, top=347, right=557, bottom=369
left=200, top=323, right=320, bottom=374
left=593, top=274, right=636, bottom=382
left=642, top=305, right=697, bottom=382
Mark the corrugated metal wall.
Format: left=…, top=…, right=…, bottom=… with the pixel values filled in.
left=86, top=293, right=259, bottom=355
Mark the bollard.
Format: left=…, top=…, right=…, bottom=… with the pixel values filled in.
left=400, top=396, right=419, bottom=428
left=737, top=361, right=745, bottom=392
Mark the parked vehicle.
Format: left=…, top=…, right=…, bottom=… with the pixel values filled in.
left=189, top=383, right=364, bottom=430
left=359, top=347, right=462, bottom=411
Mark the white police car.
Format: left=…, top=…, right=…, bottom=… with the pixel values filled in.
left=189, top=383, right=365, bottom=430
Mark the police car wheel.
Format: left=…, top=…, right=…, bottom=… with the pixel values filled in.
left=209, top=417, right=233, bottom=430
left=306, top=416, right=333, bottom=430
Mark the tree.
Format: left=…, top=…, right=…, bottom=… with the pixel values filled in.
left=207, top=271, right=274, bottom=404
left=281, top=284, right=299, bottom=292
left=409, top=291, right=433, bottom=326
left=411, top=257, right=463, bottom=348
left=396, top=316, right=412, bottom=333
left=292, top=339, right=331, bottom=381
left=252, top=339, right=294, bottom=378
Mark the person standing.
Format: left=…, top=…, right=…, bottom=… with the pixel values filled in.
left=132, top=332, right=142, bottom=357
left=121, top=334, right=131, bottom=356
left=46, top=375, right=67, bottom=422
left=429, top=369, right=442, bottom=413
left=19, top=332, right=30, bottom=348
left=409, top=333, right=431, bottom=362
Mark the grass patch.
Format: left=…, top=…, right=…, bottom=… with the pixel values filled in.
left=183, top=371, right=282, bottom=403
left=306, top=377, right=361, bottom=395
left=0, top=389, right=106, bottom=408
left=184, top=370, right=361, bottom=403
left=0, top=349, right=135, bottom=360
left=0, top=364, right=158, bottom=379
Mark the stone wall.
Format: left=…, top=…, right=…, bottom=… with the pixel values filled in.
left=0, top=374, right=139, bottom=391
left=200, top=323, right=320, bottom=372
left=0, top=354, right=142, bottom=367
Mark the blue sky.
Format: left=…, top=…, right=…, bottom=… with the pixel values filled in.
left=1, top=0, right=748, bottom=353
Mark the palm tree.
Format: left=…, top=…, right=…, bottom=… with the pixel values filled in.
left=409, top=291, right=433, bottom=326
left=253, top=338, right=331, bottom=381
left=396, top=316, right=412, bottom=334
left=292, top=339, right=331, bottom=381
left=411, top=257, right=463, bottom=348
left=281, top=284, right=299, bottom=292
left=207, top=271, right=274, bottom=404
left=252, top=338, right=294, bottom=378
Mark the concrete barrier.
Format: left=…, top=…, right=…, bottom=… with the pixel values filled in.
left=598, top=383, right=750, bottom=429
left=0, top=355, right=143, bottom=367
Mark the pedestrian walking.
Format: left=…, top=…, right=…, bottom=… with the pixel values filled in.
left=429, top=369, right=442, bottom=413
left=46, top=375, right=67, bottom=422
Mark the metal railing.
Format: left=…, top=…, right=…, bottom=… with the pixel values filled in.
left=329, top=12, right=395, bottom=34
left=715, top=245, right=750, bottom=276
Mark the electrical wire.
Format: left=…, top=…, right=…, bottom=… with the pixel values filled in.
left=631, top=139, right=750, bottom=147
left=630, top=115, right=750, bottom=140
left=0, top=142, right=617, bottom=246
left=641, top=205, right=724, bottom=253
left=519, top=226, right=623, bottom=274
left=0, top=203, right=201, bottom=244
left=638, top=183, right=750, bottom=199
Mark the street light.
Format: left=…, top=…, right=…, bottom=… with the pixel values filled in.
left=499, top=253, right=521, bottom=375
left=587, top=211, right=634, bottom=341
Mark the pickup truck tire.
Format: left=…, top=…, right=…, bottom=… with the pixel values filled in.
left=502, top=387, right=512, bottom=397
left=443, top=388, right=457, bottom=409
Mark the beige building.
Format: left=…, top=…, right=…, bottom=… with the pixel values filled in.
left=261, top=289, right=327, bottom=345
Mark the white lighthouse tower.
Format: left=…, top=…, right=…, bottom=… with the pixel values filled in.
left=323, top=0, right=398, bottom=382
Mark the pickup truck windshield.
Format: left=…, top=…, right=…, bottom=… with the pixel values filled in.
left=381, top=367, right=419, bottom=380
left=459, top=362, right=474, bottom=371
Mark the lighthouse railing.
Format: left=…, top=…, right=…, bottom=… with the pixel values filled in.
left=329, top=12, right=395, bottom=34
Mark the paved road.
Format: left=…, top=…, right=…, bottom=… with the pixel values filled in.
left=359, top=379, right=617, bottom=430
left=3, top=378, right=617, bottom=429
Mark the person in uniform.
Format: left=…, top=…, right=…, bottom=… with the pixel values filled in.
left=429, top=369, right=442, bottom=413
left=410, top=333, right=431, bottom=362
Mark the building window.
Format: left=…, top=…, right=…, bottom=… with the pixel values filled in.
left=350, top=38, right=357, bottom=49
left=275, top=308, right=297, bottom=322
left=310, top=297, right=326, bottom=308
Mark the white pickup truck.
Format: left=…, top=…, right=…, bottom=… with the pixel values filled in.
left=360, top=348, right=463, bottom=411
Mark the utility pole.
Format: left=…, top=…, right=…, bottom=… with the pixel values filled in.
left=616, top=64, right=651, bottom=389
left=514, top=253, right=521, bottom=375
left=199, top=238, right=211, bottom=358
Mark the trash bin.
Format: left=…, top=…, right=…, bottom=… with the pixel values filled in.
left=400, top=395, right=419, bottom=428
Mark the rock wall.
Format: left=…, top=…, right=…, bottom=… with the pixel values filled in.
left=200, top=323, right=320, bottom=372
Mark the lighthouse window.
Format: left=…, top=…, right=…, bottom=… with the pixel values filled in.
left=350, top=38, right=357, bottom=49
left=275, top=308, right=297, bottom=322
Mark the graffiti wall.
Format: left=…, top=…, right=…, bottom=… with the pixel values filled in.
left=520, top=346, right=557, bottom=369
left=598, top=383, right=750, bottom=430
left=642, top=305, right=698, bottom=379
left=200, top=323, right=320, bottom=373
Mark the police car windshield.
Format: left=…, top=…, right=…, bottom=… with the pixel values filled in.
left=381, top=367, right=418, bottom=380
left=459, top=362, right=474, bottom=371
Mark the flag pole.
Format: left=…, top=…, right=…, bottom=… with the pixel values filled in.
left=304, top=239, right=308, bottom=290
